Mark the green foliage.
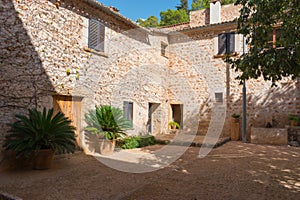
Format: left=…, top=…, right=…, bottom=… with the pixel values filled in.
left=138, top=135, right=156, bottom=147
left=160, top=9, right=189, bottom=26
left=118, top=135, right=156, bottom=149
left=191, top=0, right=209, bottom=11
left=229, top=0, right=300, bottom=85
left=191, top=0, right=236, bottom=11
left=3, top=108, right=76, bottom=158
left=119, top=136, right=140, bottom=149
left=231, top=113, right=241, bottom=118
left=288, top=115, right=299, bottom=122
left=136, top=16, right=159, bottom=28
left=222, top=0, right=236, bottom=5
left=176, top=0, right=189, bottom=13
left=85, top=105, right=131, bottom=140
left=168, top=121, right=181, bottom=129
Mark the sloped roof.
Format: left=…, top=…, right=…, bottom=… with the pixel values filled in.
left=82, top=0, right=146, bottom=30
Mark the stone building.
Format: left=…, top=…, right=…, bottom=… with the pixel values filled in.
left=1, top=0, right=299, bottom=158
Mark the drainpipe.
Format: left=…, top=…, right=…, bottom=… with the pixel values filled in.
left=242, top=6, right=247, bottom=143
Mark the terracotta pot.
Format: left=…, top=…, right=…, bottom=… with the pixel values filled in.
left=99, top=139, right=115, bottom=155
left=231, top=118, right=239, bottom=123
left=171, top=124, right=177, bottom=129
left=32, top=149, right=54, bottom=170
left=290, top=120, right=298, bottom=126
left=231, top=118, right=240, bottom=141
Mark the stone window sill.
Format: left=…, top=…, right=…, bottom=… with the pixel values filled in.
left=83, top=47, right=108, bottom=58
left=213, top=52, right=239, bottom=59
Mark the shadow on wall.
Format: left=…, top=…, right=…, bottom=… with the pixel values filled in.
left=0, top=1, right=55, bottom=166
left=227, top=79, right=300, bottom=140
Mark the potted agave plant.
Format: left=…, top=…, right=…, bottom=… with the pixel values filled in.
left=85, top=105, right=131, bottom=155
left=3, top=108, right=76, bottom=170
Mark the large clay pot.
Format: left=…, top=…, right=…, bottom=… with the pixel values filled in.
left=99, top=140, right=115, bottom=155
left=32, top=149, right=54, bottom=170
left=291, top=120, right=298, bottom=126
left=231, top=118, right=240, bottom=141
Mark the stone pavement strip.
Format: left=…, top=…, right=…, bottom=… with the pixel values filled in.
left=0, top=142, right=299, bottom=200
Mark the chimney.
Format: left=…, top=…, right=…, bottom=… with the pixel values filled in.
left=210, top=0, right=221, bottom=24
left=109, top=6, right=119, bottom=12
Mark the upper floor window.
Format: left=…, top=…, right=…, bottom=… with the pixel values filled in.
left=218, top=32, right=235, bottom=55
left=88, top=19, right=105, bottom=52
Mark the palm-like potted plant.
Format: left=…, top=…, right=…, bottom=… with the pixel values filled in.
left=85, top=105, right=131, bottom=155
left=168, top=121, right=180, bottom=129
left=3, top=108, right=76, bottom=169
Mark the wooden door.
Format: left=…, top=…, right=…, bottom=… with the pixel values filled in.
left=53, top=95, right=83, bottom=146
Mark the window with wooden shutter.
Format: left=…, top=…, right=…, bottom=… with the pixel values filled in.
left=88, top=19, right=105, bottom=52
left=123, top=101, right=133, bottom=126
left=218, top=32, right=235, bottom=55
left=218, top=33, right=227, bottom=55
left=227, top=33, right=235, bottom=53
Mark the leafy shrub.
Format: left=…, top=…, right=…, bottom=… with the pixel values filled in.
left=138, top=135, right=156, bottom=147
left=119, top=136, right=140, bottom=149
left=85, top=105, right=131, bottom=140
left=231, top=113, right=240, bottom=119
left=118, top=135, right=156, bottom=149
left=168, top=121, right=180, bottom=129
left=3, top=108, right=76, bottom=158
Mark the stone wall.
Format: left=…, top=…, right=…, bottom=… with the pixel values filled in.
left=1, top=0, right=299, bottom=162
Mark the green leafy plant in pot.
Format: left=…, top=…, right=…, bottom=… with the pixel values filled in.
left=288, top=115, right=299, bottom=126
left=85, top=105, right=131, bottom=155
left=3, top=108, right=76, bottom=170
left=168, top=121, right=180, bottom=129
left=231, top=113, right=240, bottom=123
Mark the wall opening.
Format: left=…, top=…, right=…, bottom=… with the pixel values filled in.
left=171, top=104, right=183, bottom=129
left=53, top=95, right=83, bottom=146
left=148, top=103, right=161, bottom=135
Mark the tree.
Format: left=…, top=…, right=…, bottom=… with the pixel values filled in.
left=191, top=0, right=236, bottom=11
left=176, top=0, right=189, bottom=13
left=160, top=9, right=189, bottom=26
left=136, top=16, right=159, bottom=28
left=222, top=0, right=236, bottom=5
left=191, top=0, right=209, bottom=11
left=229, top=0, right=300, bottom=85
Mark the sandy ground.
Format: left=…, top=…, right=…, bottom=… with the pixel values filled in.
left=0, top=142, right=300, bottom=200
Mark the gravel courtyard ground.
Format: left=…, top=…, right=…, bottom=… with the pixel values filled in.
left=0, top=142, right=300, bottom=200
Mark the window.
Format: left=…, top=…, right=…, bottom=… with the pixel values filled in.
left=215, top=92, right=223, bottom=104
left=161, top=43, right=167, bottom=56
left=123, top=101, right=133, bottom=126
left=88, top=19, right=105, bottom=52
left=218, top=32, right=235, bottom=55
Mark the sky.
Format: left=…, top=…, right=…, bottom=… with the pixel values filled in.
left=98, top=0, right=192, bottom=21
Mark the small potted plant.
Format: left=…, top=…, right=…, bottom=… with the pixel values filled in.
left=288, top=115, right=299, bottom=126
left=231, top=113, right=240, bottom=141
left=168, top=121, right=180, bottom=130
left=231, top=113, right=240, bottom=123
left=3, top=108, right=76, bottom=170
left=85, top=105, right=131, bottom=155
